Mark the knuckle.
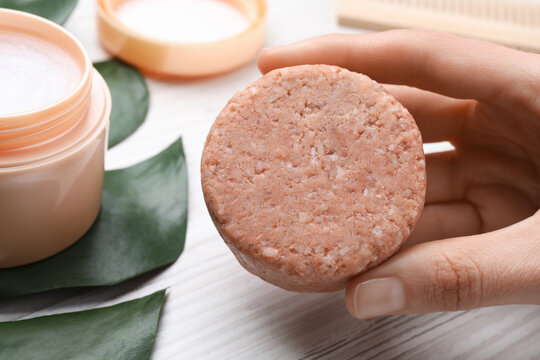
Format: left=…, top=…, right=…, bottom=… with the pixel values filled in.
left=427, top=250, right=484, bottom=311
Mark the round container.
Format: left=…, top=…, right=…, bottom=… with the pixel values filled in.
left=97, top=0, right=267, bottom=78
left=0, top=9, right=111, bottom=268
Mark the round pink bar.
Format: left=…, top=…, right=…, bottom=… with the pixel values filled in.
left=202, top=65, right=426, bottom=292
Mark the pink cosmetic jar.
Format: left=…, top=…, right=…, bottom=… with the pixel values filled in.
left=0, top=9, right=111, bottom=268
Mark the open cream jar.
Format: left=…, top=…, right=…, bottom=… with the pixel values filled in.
left=0, top=9, right=111, bottom=268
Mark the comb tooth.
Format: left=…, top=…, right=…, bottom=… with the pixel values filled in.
left=451, top=0, right=456, bottom=15
left=483, top=0, right=491, bottom=19
left=497, top=0, right=505, bottom=23
left=480, top=0, right=490, bottom=20
left=463, top=0, right=471, bottom=16
left=433, top=0, right=440, bottom=12
left=492, top=0, right=500, bottom=21
left=455, top=0, right=463, bottom=16
left=466, top=0, right=472, bottom=16
left=531, top=6, right=536, bottom=26
left=509, top=0, right=518, bottom=23
left=505, top=0, right=513, bottom=23
left=522, top=3, right=530, bottom=26
left=504, top=0, right=512, bottom=23
left=514, top=1, right=521, bottom=23
left=526, top=3, right=534, bottom=26
left=503, top=0, right=510, bottom=20
left=444, top=0, right=453, bottom=13
left=495, top=0, right=504, bottom=21
left=515, top=1, right=524, bottom=25
left=460, top=0, right=470, bottom=16
left=440, top=0, right=448, bottom=13
left=469, top=1, right=482, bottom=18
left=484, top=0, right=493, bottom=20
left=436, top=0, right=444, bottom=13
left=461, top=0, right=468, bottom=16
left=507, top=0, right=516, bottom=24
left=471, top=0, right=481, bottom=19
left=532, top=2, right=540, bottom=26
left=437, top=0, right=446, bottom=12
left=516, top=1, right=524, bottom=24
left=516, top=1, right=529, bottom=25
left=466, top=0, right=473, bottom=16
left=531, top=3, right=540, bottom=26
left=462, top=0, right=469, bottom=17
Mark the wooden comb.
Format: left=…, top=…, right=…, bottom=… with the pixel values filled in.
left=337, top=0, right=540, bottom=52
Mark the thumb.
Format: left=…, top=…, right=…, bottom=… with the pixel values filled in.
left=345, top=212, right=540, bottom=319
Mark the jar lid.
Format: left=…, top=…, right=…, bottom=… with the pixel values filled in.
left=97, top=0, right=267, bottom=78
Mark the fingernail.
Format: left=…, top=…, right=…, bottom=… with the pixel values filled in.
left=350, top=278, right=405, bottom=318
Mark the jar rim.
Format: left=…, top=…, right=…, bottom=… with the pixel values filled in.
left=0, top=71, right=111, bottom=172
left=97, top=0, right=267, bottom=77
left=0, top=9, right=92, bottom=132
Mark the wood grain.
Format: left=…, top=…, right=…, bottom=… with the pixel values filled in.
left=1, top=0, right=539, bottom=359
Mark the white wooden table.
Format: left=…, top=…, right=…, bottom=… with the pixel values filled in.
left=1, top=0, right=539, bottom=359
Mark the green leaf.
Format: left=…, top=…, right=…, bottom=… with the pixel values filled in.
left=95, top=60, right=150, bottom=149
left=0, top=138, right=188, bottom=298
left=0, top=0, right=78, bottom=25
left=0, top=290, right=166, bottom=360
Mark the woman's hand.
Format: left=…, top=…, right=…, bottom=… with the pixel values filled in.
left=258, top=29, right=540, bottom=318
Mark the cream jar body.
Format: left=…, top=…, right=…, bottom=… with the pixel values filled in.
left=0, top=10, right=111, bottom=268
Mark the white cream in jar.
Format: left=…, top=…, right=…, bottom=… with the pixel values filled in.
left=0, top=31, right=80, bottom=115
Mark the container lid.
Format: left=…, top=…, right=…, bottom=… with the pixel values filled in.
left=97, top=0, right=267, bottom=78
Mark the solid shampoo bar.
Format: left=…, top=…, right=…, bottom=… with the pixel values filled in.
left=201, top=64, right=426, bottom=292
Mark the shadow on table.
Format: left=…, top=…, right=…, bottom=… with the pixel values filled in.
left=0, top=266, right=168, bottom=320
left=262, top=289, right=435, bottom=360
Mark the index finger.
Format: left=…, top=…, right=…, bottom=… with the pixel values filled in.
left=257, top=29, right=536, bottom=101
